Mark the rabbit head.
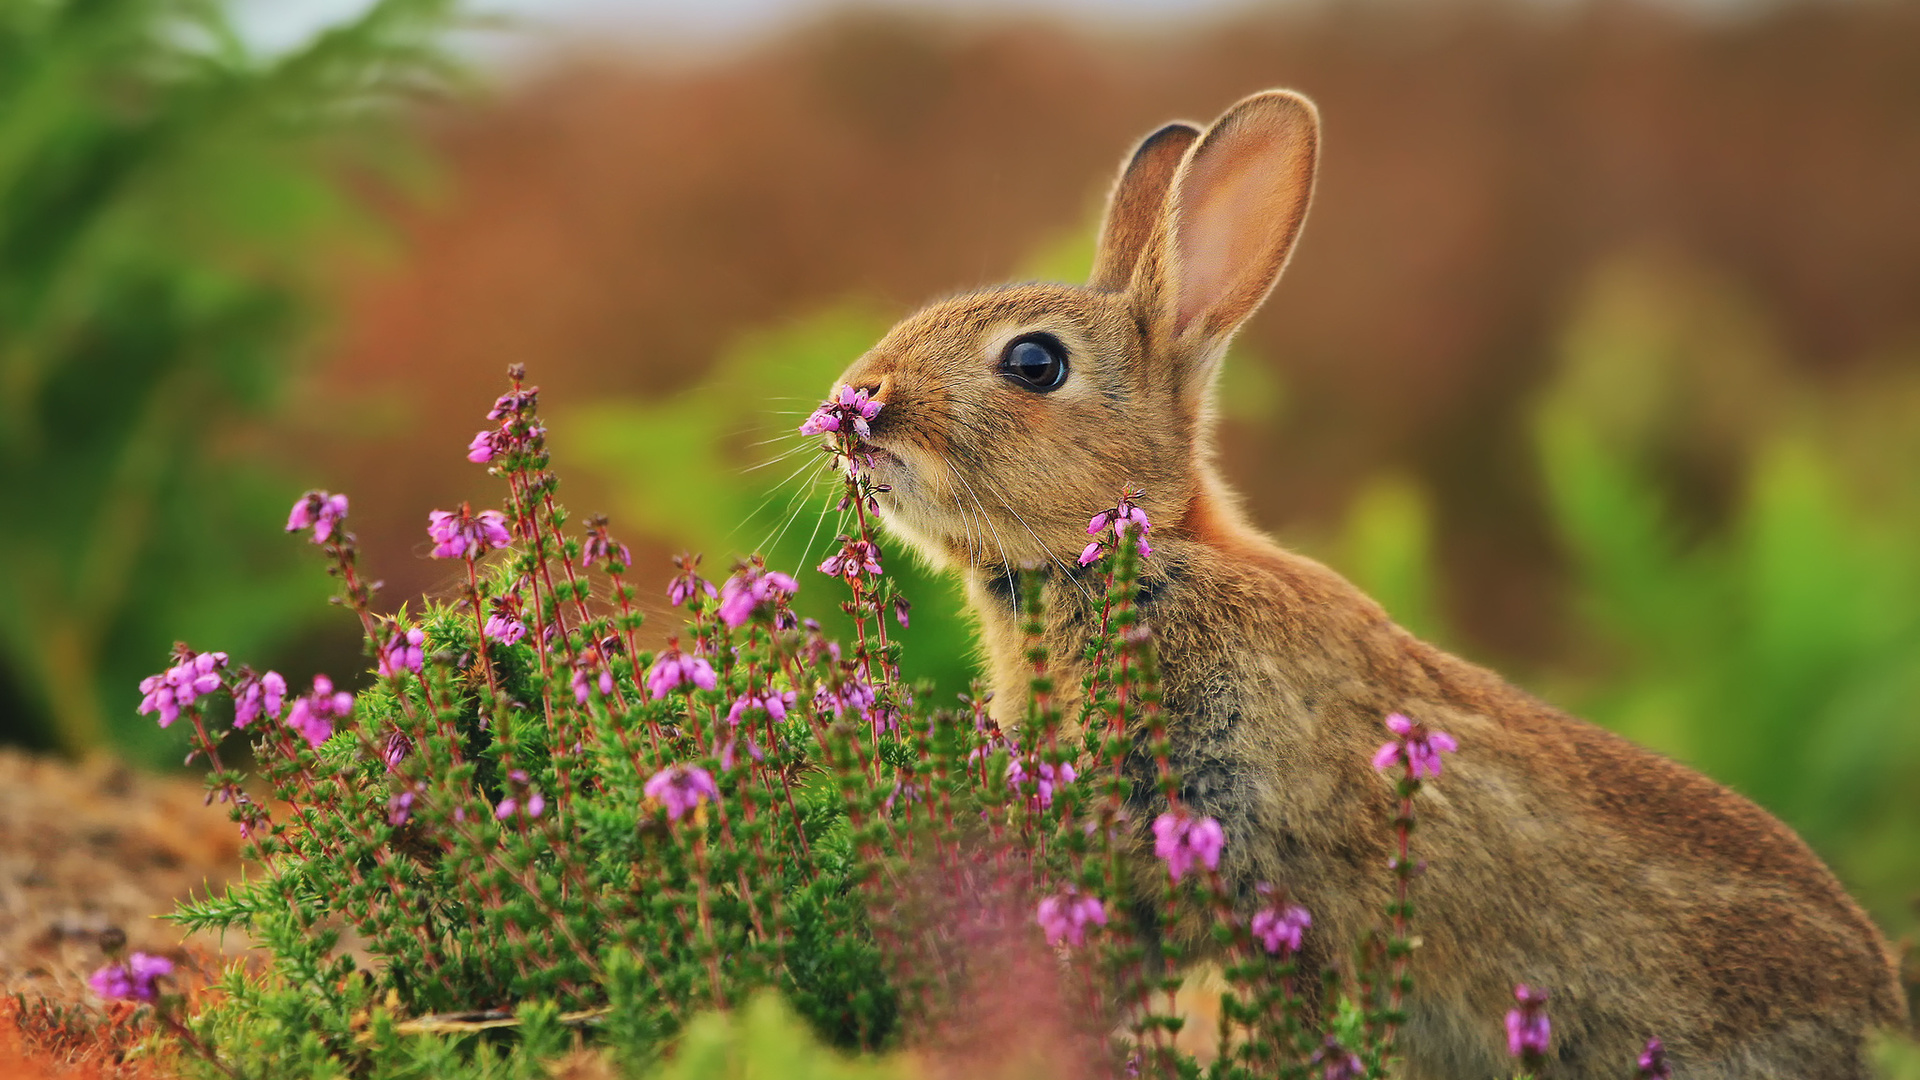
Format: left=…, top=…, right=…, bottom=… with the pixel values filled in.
left=832, top=91, right=1319, bottom=574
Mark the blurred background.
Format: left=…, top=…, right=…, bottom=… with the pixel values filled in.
left=1, top=0, right=1916, bottom=936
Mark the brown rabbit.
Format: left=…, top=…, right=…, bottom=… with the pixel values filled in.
left=826, top=90, right=1907, bottom=1078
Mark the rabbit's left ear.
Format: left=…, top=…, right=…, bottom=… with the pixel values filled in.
left=1089, top=121, right=1200, bottom=293
left=1144, top=90, right=1318, bottom=360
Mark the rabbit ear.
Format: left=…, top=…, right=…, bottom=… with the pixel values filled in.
left=1088, top=121, right=1201, bottom=293
left=1147, top=90, right=1318, bottom=356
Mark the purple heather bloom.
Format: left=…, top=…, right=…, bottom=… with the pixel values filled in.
left=717, top=737, right=765, bottom=772
left=1152, top=810, right=1225, bottom=882
left=1006, top=758, right=1077, bottom=811
left=467, top=430, right=499, bottom=463
left=800, top=384, right=884, bottom=439
left=717, top=566, right=800, bottom=629
left=287, top=491, right=350, bottom=544
left=726, top=688, right=795, bottom=726
left=89, top=952, right=174, bottom=1003
left=1373, top=712, right=1460, bottom=780
left=1506, top=984, right=1552, bottom=1059
left=427, top=505, right=512, bottom=560
left=644, top=764, right=720, bottom=822
left=1310, top=1038, right=1364, bottom=1080
left=378, top=627, right=426, bottom=678
left=526, top=791, right=545, bottom=819
left=495, top=798, right=517, bottom=820
left=812, top=673, right=876, bottom=720
left=286, top=674, right=352, bottom=749
left=571, top=662, right=615, bottom=705
left=646, top=648, right=717, bottom=699
left=1637, top=1038, right=1672, bottom=1080
left=233, top=669, right=286, bottom=729
left=137, top=651, right=229, bottom=728
left=1035, top=891, right=1107, bottom=948
left=818, top=538, right=883, bottom=579
left=1077, top=540, right=1105, bottom=566
left=388, top=791, right=415, bottom=826
left=484, top=613, right=528, bottom=645
left=668, top=554, right=718, bottom=607
left=383, top=731, right=412, bottom=771
left=892, top=595, right=911, bottom=628
left=488, top=386, right=538, bottom=420
left=1250, top=886, right=1312, bottom=955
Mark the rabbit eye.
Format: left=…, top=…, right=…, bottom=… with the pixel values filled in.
left=998, top=333, right=1069, bottom=392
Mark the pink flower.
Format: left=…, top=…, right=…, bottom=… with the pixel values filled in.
left=1007, top=758, right=1077, bottom=811
left=286, top=491, right=350, bottom=544
left=668, top=553, right=718, bottom=607
left=644, top=765, right=720, bottom=821
left=383, top=731, right=412, bottom=770
left=484, top=613, right=527, bottom=645
left=1077, top=540, right=1104, bottom=566
left=1372, top=712, right=1460, bottom=780
left=286, top=674, right=352, bottom=748
left=467, top=430, right=499, bottom=463
left=717, top=565, right=800, bottom=629
left=488, top=386, right=538, bottom=420
left=812, top=674, right=876, bottom=720
left=1250, top=885, right=1312, bottom=955
left=388, top=790, right=415, bottom=826
left=377, top=627, right=425, bottom=678
left=1035, top=890, right=1107, bottom=948
left=88, top=952, right=174, bottom=1003
left=1311, top=1037, right=1364, bottom=1080
left=233, top=669, right=286, bottom=729
left=818, top=538, right=883, bottom=579
left=137, top=651, right=229, bottom=728
left=800, top=384, right=884, bottom=439
left=571, top=659, right=615, bottom=704
left=426, top=505, right=512, bottom=560
left=1637, top=1038, right=1671, bottom=1080
left=1506, top=984, right=1552, bottom=1059
left=1081, top=489, right=1153, bottom=565
left=726, top=688, right=795, bottom=726
left=1152, top=810, right=1225, bottom=882
left=646, top=647, right=717, bottom=699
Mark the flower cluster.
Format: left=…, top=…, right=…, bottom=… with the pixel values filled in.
left=1636, top=1037, right=1672, bottom=1080
left=667, top=552, right=717, bottom=607
left=644, top=764, right=719, bottom=822
left=1152, top=809, right=1226, bottom=882
left=647, top=645, right=717, bottom=699
left=467, top=384, right=546, bottom=465
left=286, top=491, right=349, bottom=545
left=378, top=627, right=426, bottom=678
left=1250, top=884, right=1313, bottom=955
left=88, top=952, right=174, bottom=1003
left=583, top=515, right=631, bottom=571
left=716, top=563, right=799, bottom=629
left=798, top=383, right=883, bottom=440
left=232, top=669, right=287, bottom=728
left=1035, top=889, right=1107, bottom=948
left=1506, top=983, right=1552, bottom=1062
left=137, top=651, right=228, bottom=728
left=286, top=674, right=353, bottom=748
left=484, top=596, right=529, bottom=645
left=1372, top=712, right=1459, bottom=779
left=427, top=504, right=512, bottom=560
left=818, top=537, right=882, bottom=580
left=1079, top=488, right=1152, bottom=565
left=1006, top=757, right=1076, bottom=811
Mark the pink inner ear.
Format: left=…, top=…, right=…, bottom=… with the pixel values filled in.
left=1172, top=122, right=1310, bottom=340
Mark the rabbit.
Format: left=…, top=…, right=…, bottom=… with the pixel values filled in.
left=823, top=89, right=1907, bottom=1078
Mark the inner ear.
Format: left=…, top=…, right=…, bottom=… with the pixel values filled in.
left=1165, top=91, right=1319, bottom=345
left=1087, top=121, right=1200, bottom=293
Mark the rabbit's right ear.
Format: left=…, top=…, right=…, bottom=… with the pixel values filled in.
left=1138, top=90, right=1319, bottom=374
left=1088, top=121, right=1201, bottom=293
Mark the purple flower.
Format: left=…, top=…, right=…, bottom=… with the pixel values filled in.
left=467, top=430, right=499, bottom=463
left=494, top=798, right=517, bottom=820
left=1081, top=490, right=1153, bottom=565
left=286, top=674, right=353, bottom=749
left=1310, top=1037, right=1364, bottom=1080
left=1077, top=540, right=1104, bottom=566
left=383, top=731, right=412, bottom=771
left=286, top=491, right=350, bottom=544
left=378, top=627, right=426, bottom=678
left=1007, top=758, right=1077, bottom=811
left=644, top=765, right=720, bottom=822
left=668, top=554, right=718, bottom=607
left=1250, top=885, right=1312, bottom=955
left=1372, top=712, right=1460, bottom=780
left=387, top=790, right=415, bottom=826
left=89, top=952, right=174, bottom=1003
left=800, top=384, right=884, bottom=439
left=571, top=660, right=615, bottom=705
left=484, top=613, right=528, bottom=645
left=812, top=674, right=876, bottom=720
left=427, top=505, right=513, bottom=560
left=1637, top=1038, right=1671, bottom=1080
left=488, top=386, right=538, bottom=420
left=1035, top=890, right=1107, bottom=948
left=717, top=565, right=800, bottom=629
left=526, top=791, right=546, bottom=819
left=582, top=517, right=631, bottom=571
left=892, top=595, right=910, bottom=628
left=726, top=688, right=795, bottom=726
left=646, top=647, right=717, bottom=699
left=818, top=538, right=883, bottom=580
left=137, top=650, right=229, bottom=728
left=1506, top=984, right=1552, bottom=1060
left=233, top=669, right=287, bottom=729
left=1152, top=810, right=1225, bottom=882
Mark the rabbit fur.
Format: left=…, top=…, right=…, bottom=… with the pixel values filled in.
left=828, top=89, right=1907, bottom=1078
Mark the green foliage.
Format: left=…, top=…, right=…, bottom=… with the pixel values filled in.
left=0, top=0, right=461, bottom=757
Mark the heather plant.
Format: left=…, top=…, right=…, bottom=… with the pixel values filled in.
left=112, top=367, right=1723, bottom=1080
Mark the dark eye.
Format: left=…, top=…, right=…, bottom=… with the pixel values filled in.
left=998, top=332, right=1070, bottom=392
